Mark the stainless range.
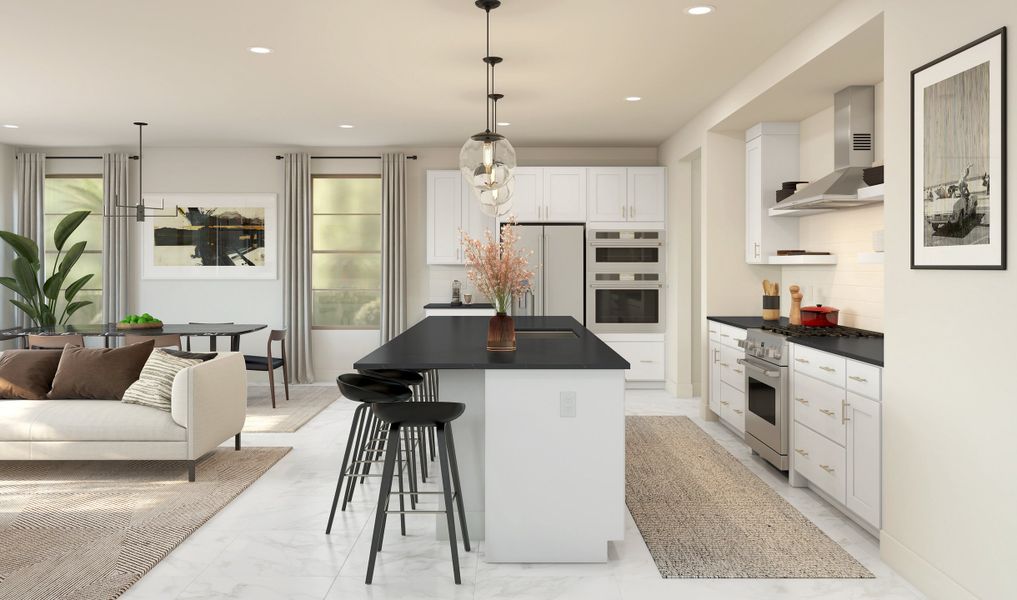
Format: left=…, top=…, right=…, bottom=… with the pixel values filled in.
left=738, top=329, right=790, bottom=471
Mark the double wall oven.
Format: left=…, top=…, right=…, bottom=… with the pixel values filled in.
left=586, top=229, right=665, bottom=334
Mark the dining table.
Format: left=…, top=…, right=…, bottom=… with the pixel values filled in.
left=4, top=323, right=267, bottom=351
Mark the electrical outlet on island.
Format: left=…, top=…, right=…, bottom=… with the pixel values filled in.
left=559, top=391, right=577, bottom=418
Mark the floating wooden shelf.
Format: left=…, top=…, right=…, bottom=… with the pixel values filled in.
left=768, top=255, right=838, bottom=265
left=856, top=183, right=885, bottom=201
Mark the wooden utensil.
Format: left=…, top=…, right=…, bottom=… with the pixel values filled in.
left=789, top=285, right=803, bottom=326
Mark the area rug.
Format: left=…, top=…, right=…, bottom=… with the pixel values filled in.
left=0, top=447, right=290, bottom=600
left=244, top=384, right=337, bottom=433
left=625, top=416, right=873, bottom=578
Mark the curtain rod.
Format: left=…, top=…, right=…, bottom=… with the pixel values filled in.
left=38, top=155, right=139, bottom=160
left=274, top=155, right=417, bottom=160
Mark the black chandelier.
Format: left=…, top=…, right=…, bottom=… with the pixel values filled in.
left=104, top=122, right=176, bottom=222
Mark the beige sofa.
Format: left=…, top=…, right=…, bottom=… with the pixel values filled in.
left=0, top=352, right=247, bottom=481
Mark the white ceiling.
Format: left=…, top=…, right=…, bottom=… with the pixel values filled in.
left=0, top=0, right=841, bottom=149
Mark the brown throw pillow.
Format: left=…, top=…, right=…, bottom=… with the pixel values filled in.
left=0, top=349, right=63, bottom=399
left=48, top=340, right=155, bottom=400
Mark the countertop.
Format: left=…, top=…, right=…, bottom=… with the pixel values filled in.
left=423, top=302, right=495, bottom=309
left=707, top=316, right=883, bottom=367
left=355, top=316, right=630, bottom=370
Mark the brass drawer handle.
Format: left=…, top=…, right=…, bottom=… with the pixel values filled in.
left=819, top=366, right=836, bottom=373
left=842, top=400, right=851, bottom=424
left=720, top=401, right=729, bottom=406
left=795, top=448, right=809, bottom=457
left=819, top=408, right=836, bottom=417
left=819, top=464, right=835, bottom=474
left=720, top=362, right=730, bottom=367
left=849, top=375, right=868, bottom=383
left=733, top=368, right=743, bottom=374
left=795, top=397, right=809, bottom=405
left=709, top=329, right=718, bottom=334
left=795, top=358, right=809, bottom=364
left=639, top=360, right=654, bottom=363
left=721, top=333, right=730, bottom=338
left=733, top=409, right=743, bottom=415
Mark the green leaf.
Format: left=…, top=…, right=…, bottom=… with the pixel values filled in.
left=12, top=257, right=40, bottom=302
left=0, top=276, right=24, bottom=297
left=42, top=272, right=65, bottom=301
left=53, top=210, right=91, bottom=252
left=58, top=241, right=87, bottom=276
left=64, top=274, right=94, bottom=302
left=63, top=300, right=91, bottom=320
left=10, top=299, right=38, bottom=321
left=0, top=230, right=40, bottom=266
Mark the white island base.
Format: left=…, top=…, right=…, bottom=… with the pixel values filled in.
left=434, top=368, right=626, bottom=563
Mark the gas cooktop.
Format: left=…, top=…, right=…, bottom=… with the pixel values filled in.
left=760, top=324, right=883, bottom=339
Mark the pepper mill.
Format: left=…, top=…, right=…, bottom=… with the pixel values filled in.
left=789, top=285, right=803, bottom=326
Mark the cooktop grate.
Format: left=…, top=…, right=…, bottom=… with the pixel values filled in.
left=761, top=324, right=883, bottom=339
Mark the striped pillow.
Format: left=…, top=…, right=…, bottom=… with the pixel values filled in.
left=121, top=349, right=201, bottom=412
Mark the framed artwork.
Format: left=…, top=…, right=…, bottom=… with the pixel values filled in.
left=911, top=27, right=1006, bottom=269
left=142, top=193, right=278, bottom=280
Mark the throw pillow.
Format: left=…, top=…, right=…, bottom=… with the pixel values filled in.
left=122, top=349, right=201, bottom=412
left=48, top=340, right=155, bottom=400
left=162, top=349, right=218, bottom=362
left=0, top=349, right=63, bottom=399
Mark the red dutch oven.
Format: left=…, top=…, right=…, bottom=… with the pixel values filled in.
left=800, top=304, right=839, bottom=327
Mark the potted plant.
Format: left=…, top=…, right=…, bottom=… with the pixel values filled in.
left=462, top=223, right=534, bottom=351
left=0, top=210, right=95, bottom=326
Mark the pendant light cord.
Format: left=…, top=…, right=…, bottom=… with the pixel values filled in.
left=485, top=7, right=491, bottom=132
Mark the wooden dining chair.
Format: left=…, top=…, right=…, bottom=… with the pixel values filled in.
left=244, top=329, right=289, bottom=409
left=124, top=333, right=182, bottom=349
left=27, top=334, right=84, bottom=349
left=186, top=322, right=234, bottom=352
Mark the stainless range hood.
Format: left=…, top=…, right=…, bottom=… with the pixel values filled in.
left=776, top=86, right=875, bottom=211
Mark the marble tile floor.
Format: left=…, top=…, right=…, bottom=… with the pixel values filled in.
left=122, top=388, right=925, bottom=600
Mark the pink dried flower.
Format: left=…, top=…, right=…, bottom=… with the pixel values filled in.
left=461, top=219, right=535, bottom=314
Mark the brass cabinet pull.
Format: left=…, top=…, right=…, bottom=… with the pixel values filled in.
left=639, top=360, right=654, bottom=363
left=819, top=464, right=835, bottom=474
left=733, top=368, right=743, bottom=374
left=819, top=366, right=836, bottom=373
left=795, top=357, right=809, bottom=364
left=842, top=400, right=851, bottom=424
left=721, top=333, right=730, bottom=338
left=720, top=401, right=729, bottom=406
left=795, top=397, right=809, bottom=405
left=849, top=375, right=867, bottom=383
left=819, top=408, right=836, bottom=417
left=720, top=362, right=730, bottom=368
left=795, top=448, right=809, bottom=457
left=733, top=409, right=743, bottom=415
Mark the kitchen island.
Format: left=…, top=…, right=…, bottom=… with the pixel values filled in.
left=355, top=315, right=629, bottom=562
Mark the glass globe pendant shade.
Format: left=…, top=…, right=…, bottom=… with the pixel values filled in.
left=477, top=195, right=514, bottom=218
left=459, top=132, right=516, bottom=193
left=475, top=177, right=514, bottom=218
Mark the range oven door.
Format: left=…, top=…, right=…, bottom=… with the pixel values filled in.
left=586, top=274, right=664, bottom=334
left=738, top=357, right=789, bottom=470
left=587, top=230, right=665, bottom=273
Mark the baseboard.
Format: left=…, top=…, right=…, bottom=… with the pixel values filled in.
left=880, top=530, right=979, bottom=600
left=664, top=379, right=695, bottom=398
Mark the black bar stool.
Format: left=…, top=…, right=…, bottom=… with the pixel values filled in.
left=359, top=368, right=430, bottom=482
left=326, top=374, right=416, bottom=535
left=365, top=401, right=470, bottom=585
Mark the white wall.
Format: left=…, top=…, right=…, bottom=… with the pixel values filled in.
left=881, top=2, right=1016, bottom=599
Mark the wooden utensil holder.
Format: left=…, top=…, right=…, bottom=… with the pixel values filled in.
left=762, top=295, right=780, bottom=321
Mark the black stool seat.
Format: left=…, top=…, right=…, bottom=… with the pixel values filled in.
left=338, top=373, right=413, bottom=403
left=244, top=355, right=285, bottom=370
left=359, top=368, right=425, bottom=386
left=372, top=401, right=465, bottom=426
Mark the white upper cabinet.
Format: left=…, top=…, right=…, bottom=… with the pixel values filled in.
left=507, top=167, right=543, bottom=222
left=627, top=167, right=667, bottom=222
left=587, top=167, right=667, bottom=223
left=543, top=167, right=587, bottom=222
left=427, top=170, right=464, bottom=264
left=587, top=167, right=627, bottom=222
left=745, top=123, right=800, bottom=264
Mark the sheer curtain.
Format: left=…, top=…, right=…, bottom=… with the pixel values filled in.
left=283, top=153, right=314, bottom=382
left=102, top=153, right=130, bottom=323
left=13, top=152, right=45, bottom=327
left=380, top=153, right=407, bottom=343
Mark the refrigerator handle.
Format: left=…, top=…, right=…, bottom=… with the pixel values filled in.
left=540, top=230, right=546, bottom=316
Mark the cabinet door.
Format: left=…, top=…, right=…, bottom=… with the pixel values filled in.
left=427, top=170, right=464, bottom=264
left=708, top=341, right=721, bottom=414
left=506, top=167, right=543, bottom=222
left=608, top=340, right=665, bottom=381
left=845, top=392, right=881, bottom=528
left=720, top=382, right=745, bottom=434
left=745, top=136, right=763, bottom=263
left=543, top=167, right=587, bottom=222
left=587, top=167, right=627, bottom=222
left=627, top=167, right=667, bottom=222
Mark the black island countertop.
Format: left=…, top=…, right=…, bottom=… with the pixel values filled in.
left=355, top=316, right=630, bottom=370
left=423, top=302, right=495, bottom=309
left=707, top=316, right=884, bottom=367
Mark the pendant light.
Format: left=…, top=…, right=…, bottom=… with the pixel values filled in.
left=104, top=122, right=175, bottom=222
left=459, top=0, right=516, bottom=207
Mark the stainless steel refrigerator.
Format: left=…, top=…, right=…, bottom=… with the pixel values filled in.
left=509, top=224, right=585, bottom=323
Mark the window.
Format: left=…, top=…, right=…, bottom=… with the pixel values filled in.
left=43, top=175, right=104, bottom=325
left=311, top=175, right=382, bottom=329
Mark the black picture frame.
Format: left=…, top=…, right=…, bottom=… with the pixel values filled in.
left=910, top=27, right=1007, bottom=270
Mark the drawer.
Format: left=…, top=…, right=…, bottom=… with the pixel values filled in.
left=846, top=360, right=881, bottom=400
left=607, top=341, right=665, bottom=381
left=719, top=345, right=745, bottom=392
left=792, top=372, right=846, bottom=446
left=708, top=321, right=721, bottom=342
left=719, top=324, right=746, bottom=348
left=720, top=382, right=745, bottom=434
left=793, top=422, right=846, bottom=504
left=792, top=344, right=846, bottom=387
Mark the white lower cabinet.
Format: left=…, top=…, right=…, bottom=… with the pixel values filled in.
left=708, top=340, right=722, bottom=414
left=720, top=382, right=745, bottom=434
left=791, top=343, right=882, bottom=531
left=707, top=320, right=746, bottom=435
left=607, top=340, right=665, bottom=381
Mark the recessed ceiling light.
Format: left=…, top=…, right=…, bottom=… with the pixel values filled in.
left=497, top=122, right=511, bottom=127
left=339, top=124, right=355, bottom=129
left=248, top=46, right=273, bottom=54
left=686, top=5, right=715, bottom=15
left=625, top=96, right=642, bottom=102
left=2, top=124, right=18, bottom=129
